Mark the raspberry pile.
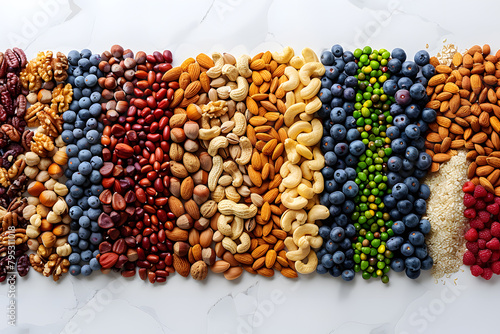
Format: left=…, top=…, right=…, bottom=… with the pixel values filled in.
left=462, top=181, right=500, bottom=280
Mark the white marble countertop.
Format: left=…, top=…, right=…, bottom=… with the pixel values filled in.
left=0, top=0, right=499, bottom=333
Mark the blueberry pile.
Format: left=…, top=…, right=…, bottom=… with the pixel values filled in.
left=382, top=48, right=435, bottom=278
left=61, top=49, right=105, bottom=276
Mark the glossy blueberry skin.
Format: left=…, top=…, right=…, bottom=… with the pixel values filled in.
left=392, top=48, right=407, bottom=62
left=321, top=253, right=335, bottom=269
left=349, top=140, right=365, bottom=156
left=391, top=258, right=405, bottom=272
left=322, top=166, right=335, bottom=179
left=383, top=80, right=398, bottom=96
left=416, top=152, right=432, bottom=170
left=325, top=179, right=338, bottom=193
left=329, top=191, right=345, bottom=205
left=330, top=227, right=345, bottom=243
left=321, top=51, right=335, bottom=65
left=401, top=242, right=415, bottom=257
left=392, top=221, right=406, bottom=235
left=415, top=245, right=428, bottom=259
left=418, top=184, right=431, bottom=200
left=342, top=181, right=358, bottom=198
left=331, top=124, right=346, bottom=141
left=414, top=50, right=430, bottom=66
left=409, top=231, right=425, bottom=246
left=325, top=66, right=340, bottom=81
left=332, top=250, right=346, bottom=264
left=403, top=213, right=420, bottom=229
left=410, top=83, right=426, bottom=100
left=342, top=269, right=355, bottom=281
left=420, top=256, right=434, bottom=270
left=422, top=64, right=436, bottom=78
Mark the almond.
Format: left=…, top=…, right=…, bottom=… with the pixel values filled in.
left=234, top=253, right=254, bottom=265
left=166, top=227, right=189, bottom=242
left=281, top=268, right=298, bottom=278
left=248, top=166, right=263, bottom=187
left=265, top=249, right=277, bottom=268
left=452, top=52, right=463, bottom=67
left=173, top=254, right=190, bottom=277
left=196, top=53, right=215, bottom=68
left=468, top=162, right=477, bottom=179
left=251, top=244, right=269, bottom=259
left=471, top=132, right=487, bottom=144
left=168, top=197, right=185, bottom=217
left=429, top=74, right=447, bottom=86
left=480, top=177, right=494, bottom=193
left=211, top=260, right=231, bottom=273
left=162, top=66, right=183, bottom=82
left=184, top=199, right=200, bottom=220
left=476, top=165, right=494, bottom=176
left=257, top=267, right=274, bottom=277
left=436, top=116, right=451, bottom=128
left=487, top=157, right=500, bottom=168
left=432, top=153, right=451, bottom=163
left=199, top=228, right=213, bottom=248
left=223, top=266, right=243, bottom=280
left=184, top=80, right=201, bottom=99
left=427, top=132, right=443, bottom=143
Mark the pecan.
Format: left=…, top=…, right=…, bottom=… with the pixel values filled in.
left=13, top=48, right=27, bottom=68
left=15, top=95, right=27, bottom=118
left=6, top=175, right=26, bottom=200
left=6, top=72, right=19, bottom=97
left=21, top=130, right=33, bottom=151
left=4, top=49, right=19, bottom=69
left=7, top=157, right=25, bottom=180
left=0, top=86, right=12, bottom=115
left=0, top=105, right=6, bottom=122
left=0, top=52, right=6, bottom=78
left=1, top=124, right=20, bottom=142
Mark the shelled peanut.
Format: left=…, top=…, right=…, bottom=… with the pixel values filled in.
left=425, top=44, right=500, bottom=194
left=161, top=54, right=217, bottom=280
left=273, top=47, right=329, bottom=275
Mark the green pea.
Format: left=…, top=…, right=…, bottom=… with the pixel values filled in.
left=387, top=229, right=394, bottom=237
left=377, top=261, right=385, bottom=270
left=380, top=232, right=388, bottom=241
left=386, top=115, right=393, bottom=123
left=361, top=247, right=371, bottom=254
left=363, top=46, right=372, bottom=54
left=358, top=172, right=367, bottom=181
left=368, top=165, right=375, bottom=173
left=354, top=222, right=361, bottom=230
left=360, top=260, right=369, bottom=270
left=381, top=275, right=389, bottom=284
left=354, top=254, right=361, bottom=263
left=362, top=271, right=371, bottom=280
left=384, top=258, right=391, bottom=265
left=372, top=271, right=379, bottom=278
left=356, top=118, right=365, bottom=126
left=358, top=215, right=367, bottom=224
left=354, top=264, right=361, bottom=272
left=377, top=254, right=385, bottom=261
left=360, top=54, right=368, bottom=63
left=383, top=266, right=390, bottom=274
left=370, top=248, right=378, bottom=257
left=370, top=60, right=380, bottom=70
left=367, top=265, right=375, bottom=273
left=371, top=239, right=381, bottom=248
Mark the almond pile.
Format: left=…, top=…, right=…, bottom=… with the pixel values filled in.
left=425, top=44, right=500, bottom=194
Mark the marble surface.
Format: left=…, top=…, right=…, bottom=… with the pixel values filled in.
left=0, top=0, right=499, bottom=333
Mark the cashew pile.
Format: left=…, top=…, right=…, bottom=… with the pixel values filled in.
left=274, top=47, right=330, bottom=274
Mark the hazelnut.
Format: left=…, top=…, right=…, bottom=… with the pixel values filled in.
left=54, top=182, right=68, bottom=196
left=39, top=190, right=57, bottom=207
left=48, top=163, right=63, bottom=179
left=46, top=211, right=62, bottom=224
left=35, top=170, right=50, bottom=183
left=193, top=185, right=210, bottom=205
left=53, top=150, right=68, bottom=166
left=41, top=231, right=56, bottom=248
left=27, top=239, right=40, bottom=251
left=24, top=166, right=39, bottom=179
left=183, top=121, right=200, bottom=140
left=190, top=260, right=208, bottom=281
left=44, top=178, right=57, bottom=191
left=52, top=224, right=70, bottom=236
left=25, top=152, right=41, bottom=167
left=22, top=205, right=37, bottom=220
left=37, top=158, right=52, bottom=171
left=27, top=181, right=45, bottom=197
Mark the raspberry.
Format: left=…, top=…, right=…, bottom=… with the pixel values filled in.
left=471, top=265, right=484, bottom=277
left=486, top=238, right=500, bottom=250
left=466, top=241, right=479, bottom=254
left=485, top=192, right=495, bottom=203
left=491, top=251, right=500, bottom=262
left=463, top=250, right=476, bottom=265
left=479, top=229, right=492, bottom=241
left=479, top=239, right=487, bottom=249
left=492, top=261, right=500, bottom=275
left=464, top=208, right=477, bottom=219
left=479, top=249, right=492, bottom=263
left=487, top=203, right=500, bottom=215
left=474, top=185, right=488, bottom=198
left=478, top=210, right=491, bottom=223
left=463, top=181, right=475, bottom=193
left=464, top=228, right=478, bottom=242
left=464, top=194, right=476, bottom=208
left=475, top=200, right=487, bottom=210
left=495, top=197, right=500, bottom=206
left=491, top=222, right=500, bottom=237
left=470, top=219, right=484, bottom=230
left=482, top=267, right=493, bottom=280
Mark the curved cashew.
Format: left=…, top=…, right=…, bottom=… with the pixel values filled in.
left=295, top=250, right=318, bottom=274
left=296, top=118, right=322, bottom=146
left=225, top=186, right=241, bottom=202
left=232, top=112, right=246, bottom=136
left=280, top=66, right=300, bottom=92
left=284, top=138, right=300, bottom=164
left=281, top=188, right=308, bottom=210
left=206, top=52, right=224, bottom=79
left=301, top=160, right=313, bottom=181
left=229, top=76, right=249, bottom=102
left=290, top=56, right=305, bottom=69
left=297, top=181, right=314, bottom=200
left=236, top=232, right=251, bottom=253
left=217, top=86, right=231, bottom=99
left=222, top=237, right=237, bottom=254
left=299, top=62, right=325, bottom=86
left=313, top=172, right=324, bottom=194
left=223, top=161, right=243, bottom=187
left=307, top=235, right=323, bottom=249
left=208, top=136, right=229, bottom=156
left=236, top=54, right=252, bottom=78
left=280, top=209, right=307, bottom=232
left=230, top=216, right=244, bottom=240
left=307, top=205, right=330, bottom=225
left=281, top=163, right=302, bottom=189
left=222, top=64, right=239, bottom=82
left=306, top=197, right=318, bottom=211
left=217, top=214, right=234, bottom=236
left=301, top=48, right=319, bottom=63
left=300, top=78, right=321, bottom=100
left=218, top=200, right=258, bottom=219
left=292, top=223, right=319, bottom=246
left=208, top=155, right=223, bottom=191
left=308, top=147, right=325, bottom=170
left=288, top=121, right=312, bottom=140
left=285, top=91, right=295, bottom=109
left=285, top=236, right=310, bottom=261
left=198, top=126, right=221, bottom=140
left=272, top=46, right=294, bottom=64
left=235, top=137, right=252, bottom=165
left=293, top=83, right=305, bottom=102
left=284, top=102, right=306, bottom=127
left=299, top=113, right=314, bottom=122
left=304, top=96, right=322, bottom=114
left=296, top=144, right=313, bottom=160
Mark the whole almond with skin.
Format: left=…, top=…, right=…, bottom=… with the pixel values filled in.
left=184, top=81, right=201, bottom=99
left=173, top=254, right=190, bottom=277
left=251, top=244, right=269, bottom=259
left=480, top=177, right=494, bottom=193
left=252, top=257, right=266, bottom=270
left=265, top=249, right=277, bottom=268
left=281, top=268, right=298, bottom=278
left=223, top=266, right=243, bottom=280
left=162, top=66, right=183, bottom=82
left=180, top=177, right=194, bottom=200
left=488, top=169, right=500, bottom=185
left=184, top=199, right=200, bottom=220
left=192, top=244, right=202, bottom=261
left=211, top=260, right=231, bottom=273
left=166, top=227, right=189, bottom=241
left=476, top=165, right=494, bottom=176
left=196, top=53, right=215, bottom=68
left=487, top=157, right=500, bottom=168
left=257, top=267, right=274, bottom=277
left=168, top=197, right=185, bottom=217
left=471, top=132, right=487, bottom=144
left=234, top=253, right=254, bottom=265
left=170, top=161, right=189, bottom=178
left=199, top=228, right=213, bottom=248
left=433, top=153, right=451, bottom=163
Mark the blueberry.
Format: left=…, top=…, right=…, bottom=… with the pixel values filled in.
left=69, top=253, right=81, bottom=265
left=321, top=254, right=335, bottom=268
left=393, top=114, right=410, bottom=130
left=422, top=64, right=436, bottom=79
left=334, top=143, right=349, bottom=157
left=341, top=269, right=355, bottom=281
left=344, top=62, right=358, bottom=76
left=321, top=51, right=335, bottom=65
left=334, top=214, right=348, bottom=228
left=79, top=226, right=91, bottom=239
left=418, top=184, right=430, bottom=200
left=84, top=74, right=98, bottom=87
left=332, top=250, right=345, bottom=264
left=398, top=77, right=413, bottom=90
left=387, top=172, right=403, bottom=188
left=415, top=245, right=428, bottom=259
left=383, top=80, right=398, bottom=96
left=77, top=138, right=90, bottom=150
left=78, top=197, right=90, bottom=210
left=392, top=221, right=405, bottom=235
left=403, top=213, right=419, bottom=229
left=389, top=103, right=404, bottom=116
left=409, top=83, right=426, bottom=100
left=405, top=146, right=419, bottom=161
left=408, top=231, right=425, bottom=246
left=344, top=116, right=356, bottom=129
left=70, top=185, right=84, bottom=199
left=329, top=265, right=342, bottom=277
left=68, top=50, right=81, bottom=66
left=405, top=268, right=421, bottom=279
left=72, top=172, right=86, bottom=186
left=61, top=130, right=75, bottom=144
left=69, top=264, right=82, bottom=276
left=68, top=232, right=79, bottom=246
left=342, top=51, right=354, bottom=63
left=63, top=110, right=77, bottom=123
left=411, top=136, right=426, bottom=150
left=319, top=226, right=331, bottom=239
left=324, top=152, right=338, bottom=167
left=402, top=61, right=419, bottom=77
left=334, top=159, right=346, bottom=170
left=346, top=128, right=360, bottom=142
left=395, top=89, right=412, bottom=106
left=344, top=76, right=358, bottom=88
left=329, top=191, right=345, bottom=205
left=79, top=216, right=91, bottom=228
left=405, top=104, right=421, bottom=120
left=343, top=87, right=356, bottom=100
left=329, top=45, right=343, bottom=58
left=343, top=200, right=355, bottom=215
left=330, top=83, right=343, bottom=97
left=415, top=120, right=428, bottom=134
left=387, top=58, right=402, bottom=74
left=345, top=224, right=356, bottom=238
left=345, top=168, right=356, bottom=180
left=330, top=124, right=346, bottom=141
left=330, top=107, right=346, bottom=123
left=401, top=242, right=415, bottom=257
left=391, top=48, right=407, bottom=62
left=386, top=126, right=400, bottom=140
left=69, top=206, right=83, bottom=220
left=334, top=169, right=347, bottom=184
left=342, top=181, right=358, bottom=198
left=87, top=208, right=101, bottom=220
left=349, top=140, right=365, bottom=156
left=335, top=59, right=346, bottom=72
left=90, top=184, right=103, bottom=196
left=89, top=258, right=101, bottom=271
left=321, top=166, right=335, bottom=179
left=78, top=162, right=92, bottom=176
left=81, top=265, right=92, bottom=276
left=325, top=66, right=340, bottom=81
left=416, top=152, right=432, bottom=170
left=78, top=239, right=89, bottom=250
left=319, top=88, right=333, bottom=103
left=90, top=221, right=100, bottom=232
left=392, top=183, right=409, bottom=200
left=390, top=258, right=405, bottom=272
left=325, top=240, right=339, bottom=254
left=397, top=200, right=413, bottom=215
left=87, top=196, right=100, bottom=209
left=384, top=194, right=397, bottom=209
left=414, top=50, right=430, bottom=66
left=316, top=264, right=328, bottom=274
left=73, top=128, right=84, bottom=139
left=330, top=227, right=345, bottom=243
left=387, top=156, right=402, bottom=172
left=90, top=144, right=103, bottom=156
left=420, top=256, right=434, bottom=270
left=325, top=179, right=338, bottom=193
left=391, top=138, right=407, bottom=155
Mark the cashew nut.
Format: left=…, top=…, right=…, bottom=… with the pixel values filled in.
left=223, top=160, right=243, bottom=187
left=290, top=56, right=305, bottom=69
left=280, top=209, right=307, bottom=232
left=307, top=205, right=330, bottom=225
left=208, top=155, right=223, bottom=191
left=225, top=186, right=241, bottom=202
left=292, top=223, right=319, bottom=246
left=308, top=147, right=325, bottom=170
left=235, top=136, right=252, bottom=165
left=300, top=77, right=321, bottom=100
left=229, top=76, right=249, bottom=102
left=285, top=236, right=310, bottom=261
left=236, top=54, right=252, bottom=78
left=272, top=46, right=294, bottom=64
left=284, top=102, right=306, bottom=127
left=217, top=200, right=258, bottom=219
left=284, top=138, right=301, bottom=164
left=301, top=48, right=319, bottom=63
left=312, top=172, right=324, bottom=194
left=296, top=144, right=313, bottom=160
left=285, top=91, right=295, bottom=109
left=232, top=112, right=247, bottom=136
left=297, top=180, right=314, bottom=200
left=281, top=188, right=308, bottom=210
left=296, top=118, right=322, bottom=146
left=305, top=96, right=322, bottom=114
left=295, top=251, right=318, bottom=274
left=236, top=232, right=251, bottom=253
left=280, top=66, right=300, bottom=92
left=230, top=216, right=244, bottom=240
left=206, top=52, right=224, bottom=79
left=222, top=237, right=237, bottom=254
left=217, top=214, right=233, bottom=236
left=208, top=136, right=229, bottom=156
left=301, top=160, right=313, bottom=181
left=222, top=64, right=239, bottom=82
left=281, top=163, right=302, bottom=189
left=198, top=126, right=221, bottom=140
left=287, top=121, right=312, bottom=140
left=298, top=62, right=325, bottom=86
